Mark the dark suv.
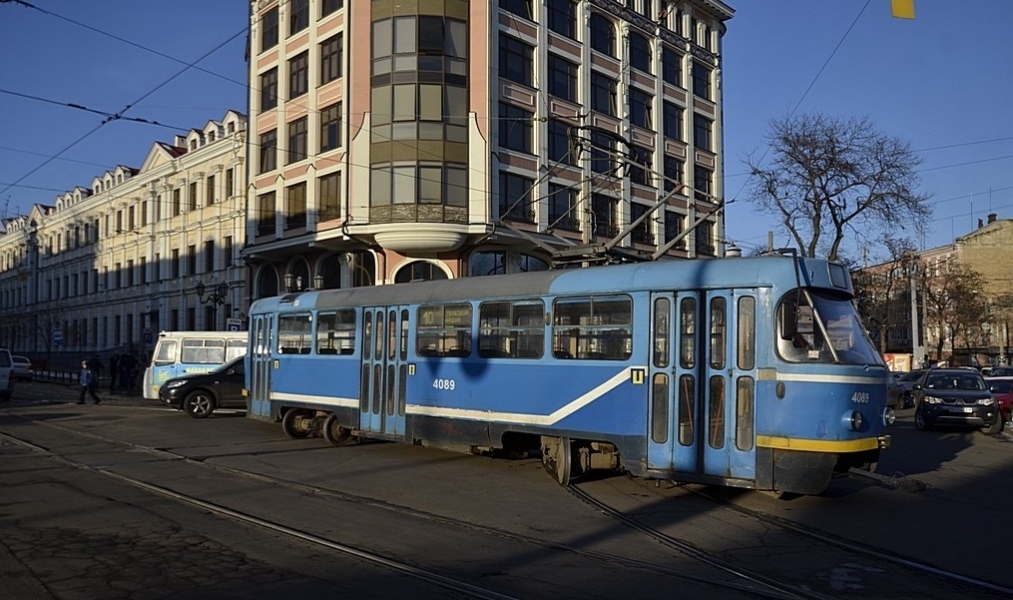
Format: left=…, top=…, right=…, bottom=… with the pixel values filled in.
left=912, top=368, right=1002, bottom=434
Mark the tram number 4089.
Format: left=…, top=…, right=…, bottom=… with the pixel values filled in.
left=851, top=391, right=870, bottom=403
left=433, top=379, right=456, bottom=391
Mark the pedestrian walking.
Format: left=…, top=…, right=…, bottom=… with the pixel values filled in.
left=109, top=353, right=119, bottom=393
left=87, top=354, right=103, bottom=389
left=77, top=361, right=101, bottom=405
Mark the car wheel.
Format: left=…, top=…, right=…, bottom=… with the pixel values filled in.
left=183, top=390, right=216, bottom=419
left=914, top=405, right=931, bottom=431
left=981, top=412, right=1003, bottom=435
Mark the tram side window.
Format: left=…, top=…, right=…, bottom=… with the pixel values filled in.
left=478, top=300, right=545, bottom=359
left=278, top=313, right=313, bottom=354
left=316, top=309, right=356, bottom=355
left=417, top=303, right=472, bottom=357
left=552, top=295, right=633, bottom=360
left=181, top=339, right=225, bottom=364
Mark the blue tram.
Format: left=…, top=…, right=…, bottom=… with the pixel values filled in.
left=245, top=255, right=893, bottom=495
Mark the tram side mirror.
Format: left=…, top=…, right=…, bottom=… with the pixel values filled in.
left=778, top=303, right=797, bottom=341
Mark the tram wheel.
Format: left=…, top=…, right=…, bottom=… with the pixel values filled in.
left=322, top=413, right=354, bottom=446
left=282, top=409, right=314, bottom=439
left=541, top=436, right=572, bottom=486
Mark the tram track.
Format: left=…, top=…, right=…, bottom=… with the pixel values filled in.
left=571, top=476, right=1013, bottom=599
left=0, top=414, right=805, bottom=600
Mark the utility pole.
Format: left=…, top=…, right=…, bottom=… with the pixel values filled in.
left=910, top=260, right=922, bottom=368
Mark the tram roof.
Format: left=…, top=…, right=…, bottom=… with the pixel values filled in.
left=251, top=255, right=845, bottom=314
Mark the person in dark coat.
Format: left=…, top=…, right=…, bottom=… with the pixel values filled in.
left=77, top=361, right=101, bottom=405
left=108, top=353, right=119, bottom=393
left=119, top=352, right=138, bottom=394
left=87, top=354, right=103, bottom=389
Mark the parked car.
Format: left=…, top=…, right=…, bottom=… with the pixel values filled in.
left=893, top=369, right=926, bottom=409
left=987, top=366, right=1013, bottom=378
left=158, top=356, right=246, bottom=418
left=912, top=368, right=1001, bottom=434
left=984, top=376, right=1013, bottom=428
left=887, top=372, right=906, bottom=410
left=12, top=355, right=33, bottom=382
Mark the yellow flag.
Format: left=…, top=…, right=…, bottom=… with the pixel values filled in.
left=891, top=0, right=915, bottom=19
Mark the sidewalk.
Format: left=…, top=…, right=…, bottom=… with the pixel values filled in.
left=6, top=378, right=153, bottom=409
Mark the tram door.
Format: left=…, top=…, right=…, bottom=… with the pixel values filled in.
left=648, top=290, right=757, bottom=481
left=359, top=306, right=410, bottom=437
left=247, top=314, right=275, bottom=419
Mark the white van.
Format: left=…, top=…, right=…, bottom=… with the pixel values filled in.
left=142, top=331, right=247, bottom=401
left=0, top=348, right=14, bottom=401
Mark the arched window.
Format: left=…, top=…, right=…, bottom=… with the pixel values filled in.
left=590, top=13, right=615, bottom=56
left=284, top=258, right=311, bottom=292
left=256, top=266, right=279, bottom=299
left=394, top=260, right=449, bottom=283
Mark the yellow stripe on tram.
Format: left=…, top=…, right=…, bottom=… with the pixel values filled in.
left=757, top=435, right=882, bottom=453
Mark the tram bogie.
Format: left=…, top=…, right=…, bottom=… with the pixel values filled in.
left=246, top=256, right=892, bottom=496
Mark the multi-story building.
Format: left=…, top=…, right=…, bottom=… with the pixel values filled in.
left=244, top=0, right=734, bottom=296
left=0, top=111, right=248, bottom=361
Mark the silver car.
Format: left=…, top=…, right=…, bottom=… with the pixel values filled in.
left=12, top=355, right=33, bottom=382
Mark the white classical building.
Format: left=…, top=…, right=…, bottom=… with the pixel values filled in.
left=0, top=111, right=248, bottom=362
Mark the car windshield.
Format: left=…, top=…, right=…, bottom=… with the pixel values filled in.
left=988, top=380, right=1013, bottom=394
left=925, top=373, right=986, bottom=391
left=777, top=290, right=883, bottom=366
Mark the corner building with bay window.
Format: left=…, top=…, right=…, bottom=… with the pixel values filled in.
left=245, top=0, right=733, bottom=294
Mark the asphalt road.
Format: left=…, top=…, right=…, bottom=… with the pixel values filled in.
left=2, top=380, right=1012, bottom=599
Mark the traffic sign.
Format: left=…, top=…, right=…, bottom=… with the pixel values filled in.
left=226, top=318, right=242, bottom=332
left=52, top=328, right=63, bottom=346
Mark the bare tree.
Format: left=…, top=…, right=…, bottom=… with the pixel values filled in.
left=746, top=113, right=931, bottom=261
left=851, top=237, right=918, bottom=353
left=920, top=260, right=989, bottom=361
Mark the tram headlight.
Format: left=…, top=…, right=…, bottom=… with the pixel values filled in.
left=882, top=407, right=896, bottom=426
left=849, top=410, right=864, bottom=431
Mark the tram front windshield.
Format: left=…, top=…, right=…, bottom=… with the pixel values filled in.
left=778, top=290, right=883, bottom=366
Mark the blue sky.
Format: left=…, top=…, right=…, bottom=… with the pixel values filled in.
left=2, top=1, right=1011, bottom=264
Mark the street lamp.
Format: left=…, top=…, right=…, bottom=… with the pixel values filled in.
left=195, top=281, right=229, bottom=306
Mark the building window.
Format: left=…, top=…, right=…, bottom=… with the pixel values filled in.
left=591, top=194, right=618, bottom=237
left=188, top=181, right=197, bottom=211
left=259, top=129, right=277, bottom=173
left=172, top=188, right=181, bottom=216
left=141, top=200, right=148, bottom=226
left=692, top=62, right=711, bottom=100
left=499, top=34, right=533, bottom=87
left=322, top=0, right=342, bottom=18
left=629, top=145, right=653, bottom=187
left=321, top=34, right=343, bottom=84
left=225, top=168, right=234, bottom=198
left=663, top=101, right=683, bottom=140
left=501, top=0, right=532, bottom=20
left=319, top=172, right=341, bottom=221
left=171, top=249, right=180, bottom=278
left=257, top=192, right=276, bottom=236
left=223, top=236, right=233, bottom=269
left=629, top=32, right=651, bottom=74
left=289, top=51, right=309, bottom=99
left=662, top=45, right=681, bottom=87
left=499, top=103, right=532, bottom=154
left=694, top=165, right=713, bottom=202
left=696, top=220, right=715, bottom=256
left=206, top=174, right=216, bottom=207
left=320, top=103, right=342, bottom=152
left=187, top=245, right=197, bottom=276
left=591, top=71, right=616, bottom=116
left=499, top=172, right=535, bottom=224
left=261, top=7, right=278, bottom=52
left=547, top=119, right=574, bottom=165
left=665, top=211, right=686, bottom=249
left=548, top=54, right=578, bottom=102
left=204, top=240, right=215, bottom=273
left=139, top=256, right=147, bottom=284
left=590, top=130, right=615, bottom=175
left=630, top=88, right=653, bottom=129
left=547, top=183, right=579, bottom=231
left=590, top=13, right=615, bottom=56
left=547, top=0, right=576, bottom=39
left=631, top=202, right=654, bottom=244
left=289, top=0, right=309, bottom=35
left=663, top=155, right=683, bottom=192
left=288, top=117, right=308, bottom=164
left=694, top=114, right=712, bottom=151
left=260, top=68, right=278, bottom=111
left=286, top=183, right=307, bottom=230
